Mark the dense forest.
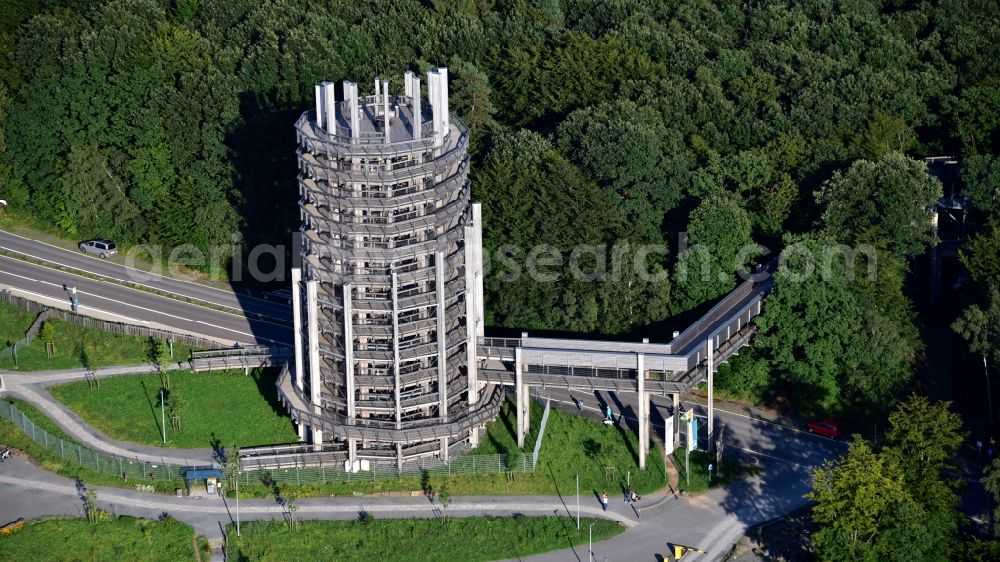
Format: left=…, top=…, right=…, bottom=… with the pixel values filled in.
left=2, top=0, right=1000, bottom=558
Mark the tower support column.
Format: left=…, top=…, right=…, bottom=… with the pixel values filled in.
left=707, top=337, right=715, bottom=455
left=306, top=280, right=323, bottom=451
left=516, top=347, right=526, bottom=448
left=291, top=268, right=304, bottom=394
left=638, top=353, right=648, bottom=469
left=673, top=392, right=680, bottom=446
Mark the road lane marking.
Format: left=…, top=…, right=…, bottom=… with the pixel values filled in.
left=679, top=399, right=845, bottom=443
left=194, top=321, right=285, bottom=345
left=0, top=230, right=277, bottom=302
left=0, top=252, right=288, bottom=327
left=2, top=261, right=282, bottom=345
left=536, top=393, right=839, bottom=466
left=0, top=269, right=192, bottom=322
left=724, top=444, right=818, bottom=469
left=1, top=286, right=149, bottom=324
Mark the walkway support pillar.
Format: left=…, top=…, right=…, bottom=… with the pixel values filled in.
left=306, top=279, right=323, bottom=451
left=637, top=352, right=647, bottom=470
left=515, top=347, right=525, bottom=448
left=291, top=267, right=305, bottom=396
left=673, top=392, right=680, bottom=446
left=707, top=337, right=714, bottom=455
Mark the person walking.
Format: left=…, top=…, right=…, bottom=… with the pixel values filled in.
left=600, top=492, right=609, bottom=511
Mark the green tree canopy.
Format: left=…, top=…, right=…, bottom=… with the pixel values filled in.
left=961, top=221, right=1000, bottom=284
left=816, top=153, right=943, bottom=256
left=809, top=439, right=927, bottom=561
left=672, top=195, right=754, bottom=315
left=754, top=234, right=918, bottom=412
left=556, top=98, right=692, bottom=228
left=953, top=284, right=1000, bottom=369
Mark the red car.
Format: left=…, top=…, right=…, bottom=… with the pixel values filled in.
left=806, top=419, right=843, bottom=439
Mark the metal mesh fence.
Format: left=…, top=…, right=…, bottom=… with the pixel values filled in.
left=2, top=400, right=535, bottom=488
left=235, top=451, right=533, bottom=487
left=1, top=401, right=197, bottom=481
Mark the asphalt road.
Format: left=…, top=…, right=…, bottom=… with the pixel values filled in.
left=535, top=387, right=846, bottom=466
left=525, top=388, right=847, bottom=561
left=0, top=230, right=291, bottom=321
left=0, top=255, right=292, bottom=347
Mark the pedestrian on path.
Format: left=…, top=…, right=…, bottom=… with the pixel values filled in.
left=600, top=492, right=609, bottom=511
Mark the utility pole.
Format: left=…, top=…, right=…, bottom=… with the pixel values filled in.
left=685, top=448, right=690, bottom=488
left=589, top=523, right=594, bottom=562
left=236, top=474, right=241, bottom=537
left=160, top=389, right=166, bottom=444
left=576, top=473, right=580, bottom=530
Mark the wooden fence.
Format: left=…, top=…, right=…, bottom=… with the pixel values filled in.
left=0, top=290, right=221, bottom=352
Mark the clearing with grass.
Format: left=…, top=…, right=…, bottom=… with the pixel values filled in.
left=49, top=368, right=298, bottom=448
left=227, top=516, right=623, bottom=562
left=0, top=515, right=209, bottom=562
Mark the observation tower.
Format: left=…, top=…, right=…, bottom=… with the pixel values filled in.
left=284, top=69, right=499, bottom=468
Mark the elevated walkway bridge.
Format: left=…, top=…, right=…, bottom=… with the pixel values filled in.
left=195, top=273, right=773, bottom=470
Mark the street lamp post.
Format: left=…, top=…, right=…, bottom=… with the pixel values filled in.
left=589, top=523, right=595, bottom=562
left=576, top=473, right=580, bottom=530
left=236, top=474, right=241, bottom=537
left=160, top=389, right=166, bottom=444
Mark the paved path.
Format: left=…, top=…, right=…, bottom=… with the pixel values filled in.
left=1, top=364, right=846, bottom=561
left=1, top=364, right=217, bottom=466
left=0, top=456, right=634, bottom=561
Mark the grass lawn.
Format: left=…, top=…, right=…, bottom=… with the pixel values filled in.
left=233, top=397, right=666, bottom=499
left=49, top=368, right=299, bottom=449
left=474, top=398, right=667, bottom=495
left=673, top=449, right=751, bottom=493
left=0, top=515, right=209, bottom=562
left=2, top=398, right=186, bottom=493
left=226, top=516, right=624, bottom=562
left=0, top=302, right=194, bottom=371
left=0, top=301, right=35, bottom=347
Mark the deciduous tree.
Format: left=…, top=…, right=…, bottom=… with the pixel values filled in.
left=816, top=154, right=942, bottom=256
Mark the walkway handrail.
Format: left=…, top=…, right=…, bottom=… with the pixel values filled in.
left=274, top=363, right=504, bottom=443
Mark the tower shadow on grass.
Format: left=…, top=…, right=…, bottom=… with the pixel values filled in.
left=250, top=368, right=289, bottom=418
left=607, top=393, right=639, bottom=466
